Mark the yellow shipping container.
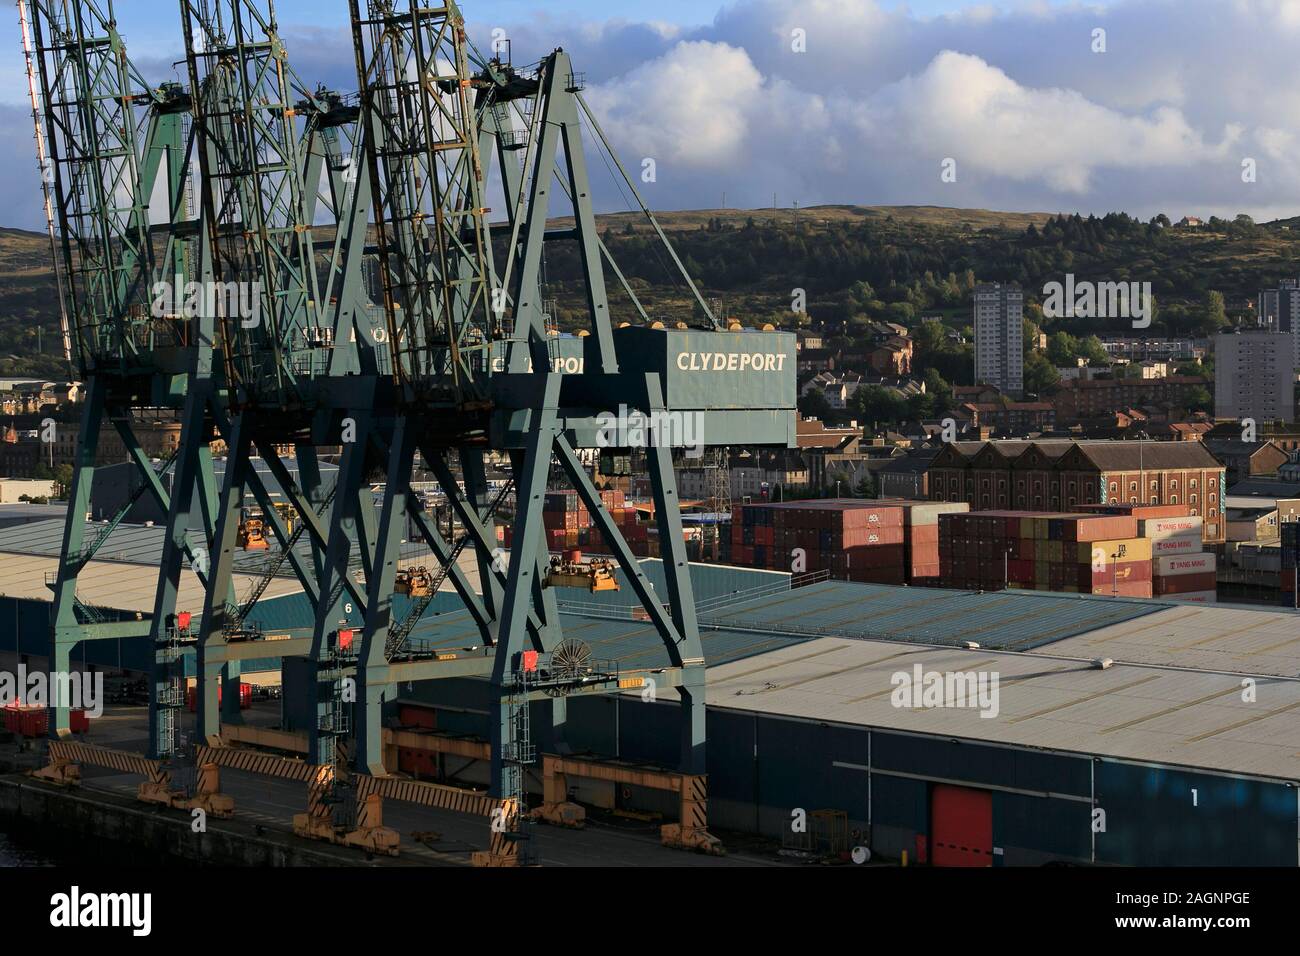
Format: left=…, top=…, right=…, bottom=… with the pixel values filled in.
left=1075, top=537, right=1152, bottom=564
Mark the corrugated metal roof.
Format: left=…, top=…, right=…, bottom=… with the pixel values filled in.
left=697, top=580, right=1164, bottom=651
left=0, top=517, right=451, bottom=579
left=0, top=552, right=302, bottom=616
left=1045, top=603, right=1300, bottom=678
left=389, top=604, right=810, bottom=669
left=659, top=636, right=1300, bottom=780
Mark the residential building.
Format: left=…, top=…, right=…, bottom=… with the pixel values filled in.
left=878, top=446, right=940, bottom=498
left=1200, top=438, right=1289, bottom=485
left=959, top=400, right=1056, bottom=436
left=926, top=439, right=1226, bottom=543
left=1053, top=375, right=1210, bottom=423
left=868, top=336, right=913, bottom=376
left=951, top=384, right=1003, bottom=406
left=973, top=283, right=1023, bottom=397
left=1214, top=331, right=1295, bottom=423
left=677, top=448, right=809, bottom=502
left=1099, top=338, right=1206, bottom=363
left=800, top=371, right=925, bottom=411
left=1226, top=506, right=1279, bottom=542
left=1256, top=278, right=1300, bottom=367
left=1225, top=477, right=1300, bottom=525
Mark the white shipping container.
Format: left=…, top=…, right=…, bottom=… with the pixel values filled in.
left=1141, top=515, right=1203, bottom=539
left=1162, top=590, right=1217, bottom=604
left=901, top=502, right=970, bottom=526
left=1151, top=534, right=1202, bottom=555
left=1155, top=552, right=1216, bottom=576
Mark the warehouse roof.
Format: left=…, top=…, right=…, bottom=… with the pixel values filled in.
left=696, top=579, right=1163, bottom=651
left=1227, top=478, right=1300, bottom=500
left=1073, top=439, right=1221, bottom=472
left=0, top=552, right=303, bottom=614
left=0, top=516, right=439, bottom=578
left=1043, top=602, right=1300, bottom=678
left=682, top=636, right=1300, bottom=781
left=928, top=439, right=1220, bottom=472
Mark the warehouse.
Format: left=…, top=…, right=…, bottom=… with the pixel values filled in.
left=3, top=514, right=1297, bottom=866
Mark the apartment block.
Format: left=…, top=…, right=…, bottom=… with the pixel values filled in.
left=973, top=283, right=1023, bottom=398
left=1215, top=331, right=1294, bottom=423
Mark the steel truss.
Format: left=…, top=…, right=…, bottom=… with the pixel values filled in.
left=31, top=0, right=796, bottom=861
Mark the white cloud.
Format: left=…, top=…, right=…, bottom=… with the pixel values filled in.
left=6, top=0, right=1300, bottom=226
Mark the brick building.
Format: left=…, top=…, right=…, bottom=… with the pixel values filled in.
left=959, top=400, right=1056, bottom=435
left=1051, top=375, right=1210, bottom=423
left=926, top=439, right=1226, bottom=543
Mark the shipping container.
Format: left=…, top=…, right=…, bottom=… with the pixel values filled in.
left=1155, top=553, right=1216, bottom=576
left=1153, top=572, right=1218, bottom=595
left=1140, top=515, right=1204, bottom=539
left=1151, top=534, right=1202, bottom=555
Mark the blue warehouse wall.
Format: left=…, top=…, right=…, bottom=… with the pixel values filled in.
left=1095, top=760, right=1297, bottom=866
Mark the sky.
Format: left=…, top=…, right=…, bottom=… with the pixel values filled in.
left=3, top=0, right=1297, bottom=229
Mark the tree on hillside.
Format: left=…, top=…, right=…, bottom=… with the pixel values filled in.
left=798, top=388, right=835, bottom=422
left=1047, top=331, right=1078, bottom=366
left=1023, top=352, right=1061, bottom=395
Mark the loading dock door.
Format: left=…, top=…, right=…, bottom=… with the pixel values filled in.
left=930, top=785, right=993, bottom=867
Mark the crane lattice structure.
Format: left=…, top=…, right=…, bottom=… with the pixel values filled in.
left=23, top=0, right=234, bottom=757
left=28, top=0, right=797, bottom=863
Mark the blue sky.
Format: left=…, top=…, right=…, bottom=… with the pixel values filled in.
left=5, top=0, right=1300, bottom=229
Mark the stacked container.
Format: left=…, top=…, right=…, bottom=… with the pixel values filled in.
left=900, top=501, right=971, bottom=586
left=1143, top=515, right=1216, bottom=602
left=730, top=499, right=971, bottom=585
left=503, top=488, right=652, bottom=556
left=1079, top=502, right=1216, bottom=602
left=939, top=511, right=1153, bottom=597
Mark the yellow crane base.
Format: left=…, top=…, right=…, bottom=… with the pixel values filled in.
left=136, top=780, right=235, bottom=818
left=661, top=823, right=725, bottom=856
left=292, top=793, right=400, bottom=856
left=532, top=800, right=586, bottom=829
left=30, top=759, right=80, bottom=787
left=470, top=849, right=520, bottom=867
left=291, top=814, right=401, bottom=856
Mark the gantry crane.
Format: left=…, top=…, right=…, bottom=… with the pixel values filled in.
left=29, top=0, right=797, bottom=863
left=22, top=0, right=230, bottom=756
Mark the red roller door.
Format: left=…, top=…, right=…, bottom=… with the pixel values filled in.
left=930, top=785, right=993, bottom=867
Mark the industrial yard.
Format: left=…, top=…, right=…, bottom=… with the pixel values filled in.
left=0, top=10, right=1290, bottom=944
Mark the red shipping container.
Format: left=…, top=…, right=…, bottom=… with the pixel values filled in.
left=1091, top=581, right=1153, bottom=598
left=1081, top=560, right=1152, bottom=589
left=1061, top=515, right=1138, bottom=543
left=1153, top=572, right=1218, bottom=595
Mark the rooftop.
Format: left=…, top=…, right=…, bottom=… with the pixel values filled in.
left=675, top=635, right=1300, bottom=781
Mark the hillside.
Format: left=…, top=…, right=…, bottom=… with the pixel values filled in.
left=4, top=205, right=1300, bottom=382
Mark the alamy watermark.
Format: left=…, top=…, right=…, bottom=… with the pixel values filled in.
left=1042, top=273, right=1152, bottom=328
left=151, top=276, right=262, bottom=329
left=890, top=664, right=999, bottom=719
left=1, top=666, right=103, bottom=716
left=596, top=404, right=704, bottom=458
